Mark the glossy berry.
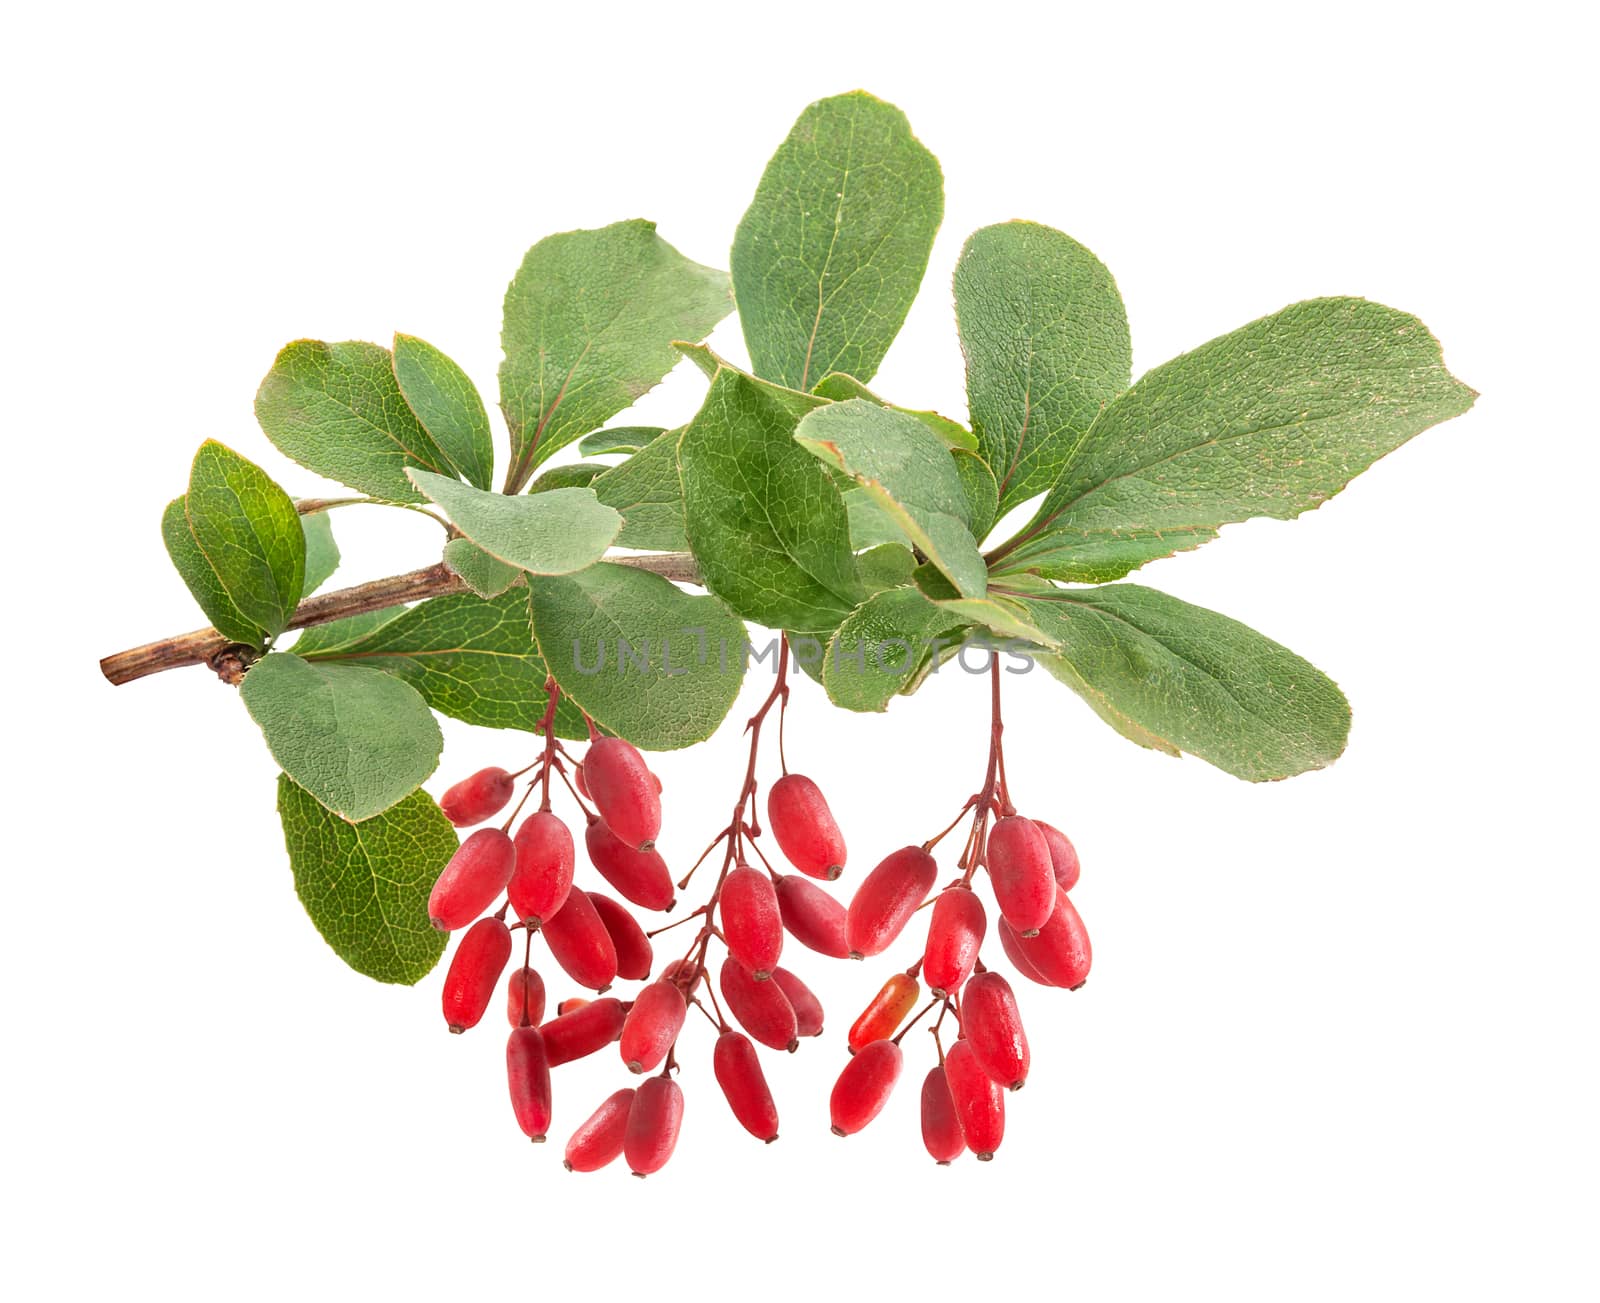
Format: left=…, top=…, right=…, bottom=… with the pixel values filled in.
left=766, top=774, right=846, bottom=880
left=428, top=828, right=516, bottom=931
left=719, top=956, right=798, bottom=1052
left=829, top=1038, right=903, bottom=1136
left=1037, top=820, right=1081, bottom=892
left=585, top=818, right=675, bottom=912
left=509, top=811, right=575, bottom=925
left=713, top=1031, right=779, bottom=1142
left=564, top=1088, right=634, bottom=1172
left=847, top=972, right=921, bottom=1054
left=583, top=736, right=661, bottom=851
left=961, top=971, right=1030, bottom=1090
left=923, top=886, right=986, bottom=996
left=556, top=997, right=590, bottom=1016
left=541, top=997, right=627, bottom=1067
left=943, top=1039, right=1004, bottom=1160
left=775, top=874, right=850, bottom=958
left=720, top=865, right=783, bottom=979
left=539, top=888, right=618, bottom=991
left=1010, top=887, right=1092, bottom=988
left=506, top=1026, right=552, bottom=1142
left=619, top=979, right=687, bottom=1074
left=589, top=892, right=654, bottom=981
left=997, top=918, right=1056, bottom=987
left=846, top=846, right=938, bottom=958
left=625, top=1075, right=684, bottom=1177
left=985, top=816, right=1056, bottom=936
left=920, top=1064, right=966, bottom=1165
left=505, top=965, right=547, bottom=1028
left=771, top=968, right=824, bottom=1037
left=441, top=916, right=513, bottom=1033
left=439, top=767, right=515, bottom=827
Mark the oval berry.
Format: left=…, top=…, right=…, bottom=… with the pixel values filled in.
left=588, top=892, right=654, bottom=981
left=944, top=1038, right=1004, bottom=1160
left=585, top=818, right=675, bottom=912
left=846, top=846, right=938, bottom=958
left=920, top=1064, right=966, bottom=1165
left=766, top=773, right=846, bottom=880
left=985, top=816, right=1055, bottom=936
left=847, top=972, right=921, bottom=1054
left=719, top=956, right=798, bottom=1052
left=923, top=886, right=986, bottom=996
left=509, top=811, right=575, bottom=925
left=506, top=1026, right=552, bottom=1142
left=775, top=874, right=850, bottom=958
left=1037, top=820, right=1081, bottom=892
left=583, top=736, right=661, bottom=851
left=829, top=1038, right=903, bottom=1136
left=619, top=979, right=687, bottom=1074
left=625, top=1075, right=684, bottom=1177
left=441, top=916, right=513, bottom=1033
left=961, top=971, right=1030, bottom=1090
left=539, top=888, right=618, bottom=991
left=439, top=766, right=515, bottom=827
left=556, top=997, right=590, bottom=1017
left=564, top=1088, right=635, bottom=1172
left=428, top=828, right=516, bottom=931
left=771, top=968, right=824, bottom=1037
left=713, top=1031, right=779, bottom=1142
left=997, top=918, right=1057, bottom=987
left=506, top=964, right=547, bottom=1028
left=720, top=864, right=783, bottom=979
left=541, top=997, right=627, bottom=1066
left=1012, top=887, right=1092, bottom=989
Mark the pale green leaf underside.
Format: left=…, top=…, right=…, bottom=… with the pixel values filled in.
left=161, top=496, right=263, bottom=646
left=591, top=428, right=689, bottom=552
left=442, top=537, right=522, bottom=598
left=300, top=511, right=340, bottom=596
left=186, top=440, right=305, bottom=637
left=392, top=333, right=495, bottom=490
left=407, top=470, right=621, bottom=575
left=823, top=585, right=970, bottom=712
left=529, top=463, right=605, bottom=493
left=809, top=372, right=977, bottom=451
left=579, top=426, right=665, bottom=457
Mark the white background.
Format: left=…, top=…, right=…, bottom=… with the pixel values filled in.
left=5, top=2, right=1595, bottom=1298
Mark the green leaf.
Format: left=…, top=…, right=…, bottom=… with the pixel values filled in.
left=255, top=340, right=452, bottom=503
left=579, top=426, right=665, bottom=457
left=1015, top=584, right=1351, bottom=781
left=955, top=222, right=1133, bottom=517
left=795, top=400, right=986, bottom=597
left=731, top=91, right=943, bottom=390
left=407, top=470, right=621, bottom=574
left=289, top=609, right=401, bottom=657
left=855, top=543, right=916, bottom=593
left=276, top=775, right=453, bottom=985
left=297, top=590, right=585, bottom=737
left=1005, top=298, right=1478, bottom=579
left=809, top=373, right=977, bottom=451
left=529, top=563, right=747, bottom=750
left=499, top=220, right=732, bottom=489
left=677, top=367, right=858, bottom=633
left=952, top=449, right=1000, bottom=543
left=822, top=586, right=969, bottom=712
left=992, top=528, right=1219, bottom=584
left=392, top=333, right=495, bottom=490
left=240, top=653, right=442, bottom=821
left=186, top=441, right=305, bottom=637
left=529, top=463, right=605, bottom=492
left=591, top=429, right=689, bottom=552
left=161, top=496, right=264, bottom=646
left=300, top=511, right=340, bottom=595
left=442, top=538, right=522, bottom=598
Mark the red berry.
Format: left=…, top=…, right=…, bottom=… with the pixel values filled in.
left=771, top=968, right=824, bottom=1037
left=719, top=956, right=798, bottom=1052
left=585, top=818, right=675, bottom=912
left=573, top=763, right=589, bottom=800
left=847, top=972, right=921, bottom=1053
left=720, top=864, right=783, bottom=979
left=1010, top=887, right=1092, bottom=988
left=920, top=1064, right=966, bottom=1164
left=539, top=888, right=618, bottom=991
left=625, top=1075, right=684, bottom=1177
left=509, top=811, right=575, bottom=925
left=766, top=774, right=847, bottom=880
left=923, top=886, right=986, bottom=996
left=588, top=892, right=654, bottom=981
left=441, top=916, right=513, bottom=1033
left=985, top=816, right=1055, bottom=936
left=540, top=997, right=627, bottom=1066
left=506, top=1026, right=552, bottom=1142
left=846, top=846, right=938, bottom=958
left=713, top=1031, right=780, bottom=1142
left=619, top=978, right=687, bottom=1074
left=564, top=1088, right=635, bottom=1172
left=1037, top=820, right=1081, bottom=891
left=657, top=957, right=701, bottom=991
left=428, top=828, right=516, bottom=931
left=556, top=997, right=590, bottom=1016
left=505, top=965, right=547, bottom=1028
left=439, top=766, right=515, bottom=827
left=961, top=971, right=1030, bottom=1090
left=829, top=1039, right=903, bottom=1136
left=943, top=1039, right=1004, bottom=1160
left=583, top=736, right=661, bottom=851
left=997, top=918, right=1056, bottom=987
left=775, top=874, right=850, bottom=958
